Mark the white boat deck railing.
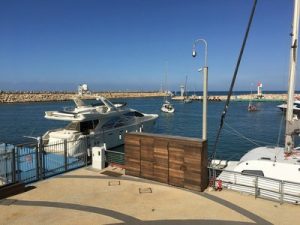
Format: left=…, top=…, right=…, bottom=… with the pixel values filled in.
left=208, top=167, right=300, bottom=205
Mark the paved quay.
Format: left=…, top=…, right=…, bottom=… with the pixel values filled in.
left=0, top=167, right=299, bottom=225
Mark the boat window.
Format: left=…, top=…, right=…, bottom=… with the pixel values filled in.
left=295, top=103, right=300, bottom=108
left=65, top=122, right=80, bottom=131
left=91, top=102, right=104, bottom=107
left=134, top=111, right=144, bottom=117
left=260, top=157, right=271, bottom=160
left=80, top=121, right=94, bottom=134
left=93, top=120, right=99, bottom=128
left=124, top=111, right=144, bottom=117
left=241, top=170, right=264, bottom=177
left=102, top=117, right=119, bottom=129
left=114, top=118, right=127, bottom=128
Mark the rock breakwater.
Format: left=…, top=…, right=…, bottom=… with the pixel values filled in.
left=0, top=91, right=167, bottom=103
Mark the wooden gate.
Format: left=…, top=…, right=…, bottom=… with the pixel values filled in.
left=125, top=133, right=208, bottom=192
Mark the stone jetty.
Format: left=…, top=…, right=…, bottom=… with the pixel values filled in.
left=0, top=91, right=167, bottom=104
left=0, top=91, right=298, bottom=104
left=172, top=93, right=300, bottom=102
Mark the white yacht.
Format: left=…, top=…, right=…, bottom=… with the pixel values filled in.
left=211, top=0, right=300, bottom=204
left=277, top=100, right=300, bottom=115
left=161, top=100, right=175, bottom=113
left=43, top=95, right=158, bottom=155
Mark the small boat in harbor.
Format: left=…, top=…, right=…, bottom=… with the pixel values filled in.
left=247, top=83, right=257, bottom=112
left=183, top=75, right=192, bottom=103
left=247, top=102, right=257, bottom=112
left=161, top=100, right=175, bottom=113
left=161, top=63, right=175, bottom=113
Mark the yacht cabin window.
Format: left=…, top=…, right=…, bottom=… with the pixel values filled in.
left=241, top=170, right=264, bottom=177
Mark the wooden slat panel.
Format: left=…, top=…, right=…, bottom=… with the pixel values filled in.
left=169, top=168, right=184, bottom=187
left=169, top=144, right=184, bottom=187
left=153, top=140, right=169, bottom=183
left=141, top=160, right=153, bottom=179
left=125, top=157, right=140, bottom=177
left=125, top=145, right=140, bottom=160
left=124, top=133, right=208, bottom=192
left=184, top=171, right=202, bottom=192
left=140, top=137, right=154, bottom=162
left=153, top=166, right=168, bottom=183
left=184, top=156, right=201, bottom=173
left=125, top=135, right=140, bottom=146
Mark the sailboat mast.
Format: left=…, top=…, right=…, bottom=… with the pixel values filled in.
left=285, top=0, right=300, bottom=153
left=184, top=75, right=188, bottom=97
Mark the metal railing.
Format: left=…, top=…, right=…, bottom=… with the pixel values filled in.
left=0, top=143, right=16, bottom=185
left=105, top=149, right=125, bottom=166
left=0, top=134, right=126, bottom=187
left=208, top=167, right=300, bottom=205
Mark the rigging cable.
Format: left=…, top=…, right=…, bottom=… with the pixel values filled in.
left=276, top=112, right=285, bottom=146
left=210, top=0, right=258, bottom=160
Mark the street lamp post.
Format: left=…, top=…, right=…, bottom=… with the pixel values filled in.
left=192, top=39, right=208, bottom=140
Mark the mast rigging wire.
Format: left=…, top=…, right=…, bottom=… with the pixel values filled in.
left=210, top=0, right=258, bottom=160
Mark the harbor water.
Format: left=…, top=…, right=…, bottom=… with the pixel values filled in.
left=0, top=93, right=290, bottom=161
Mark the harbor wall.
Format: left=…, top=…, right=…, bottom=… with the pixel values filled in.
left=0, top=91, right=167, bottom=103
left=0, top=91, right=298, bottom=103
left=172, top=93, right=300, bottom=102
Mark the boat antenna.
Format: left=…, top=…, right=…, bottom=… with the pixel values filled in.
left=210, top=0, right=258, bottom=161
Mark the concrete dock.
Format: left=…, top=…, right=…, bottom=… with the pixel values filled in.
left=0, top=166, right=299, bottom=225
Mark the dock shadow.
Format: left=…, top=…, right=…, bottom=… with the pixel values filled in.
left=7, top=172, right=273, bottom=225
left=1, top=192, right=272, bottom=225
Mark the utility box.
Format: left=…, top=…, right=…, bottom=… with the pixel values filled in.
left=92, top=146, right=106, bottom=170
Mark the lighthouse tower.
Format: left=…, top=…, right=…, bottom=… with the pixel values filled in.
left=257, top=82, right=263, bottom=98
left=180, top=85, right=185, bottom=97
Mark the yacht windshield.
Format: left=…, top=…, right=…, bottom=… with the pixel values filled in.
left=65, top=120, right=99, bottom=133
left=65, top=122, right=80, bottom=131
left=124, top=111, right=144, bottom=117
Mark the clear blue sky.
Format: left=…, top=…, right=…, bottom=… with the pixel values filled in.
left=0, top=0, right=297, bottom=91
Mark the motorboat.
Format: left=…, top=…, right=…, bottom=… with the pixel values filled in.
left=43, top=95, right=159, bottom=156
left=277, top=100, right=300, bottom=115
left=210, top=0, right=300, bottom=204
left=161, top=100, right=175, bottom=113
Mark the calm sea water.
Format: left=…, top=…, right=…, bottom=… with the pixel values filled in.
left=0, top=92, right=292, bottom=160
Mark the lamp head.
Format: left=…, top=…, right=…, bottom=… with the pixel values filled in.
left=192, top=48, right=197, bottom=57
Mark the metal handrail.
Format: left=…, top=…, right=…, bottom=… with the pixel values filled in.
left=208, top=166, right=300, bottom=204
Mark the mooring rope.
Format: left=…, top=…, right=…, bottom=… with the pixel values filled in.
left=223, top=122, right=274, bottom=146
left=210, top=0, right=258, bottom=160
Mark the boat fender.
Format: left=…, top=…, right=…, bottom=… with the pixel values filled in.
left=215, top=179, right=223, bottom=191
left=208, top=177, right=215, bottom=187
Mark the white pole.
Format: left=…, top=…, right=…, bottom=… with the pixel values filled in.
left=285, top=0, right=300, bottom=153
left=203, top=67, right=208, bottom=140
left=193, top=38, right=208, bottom=140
